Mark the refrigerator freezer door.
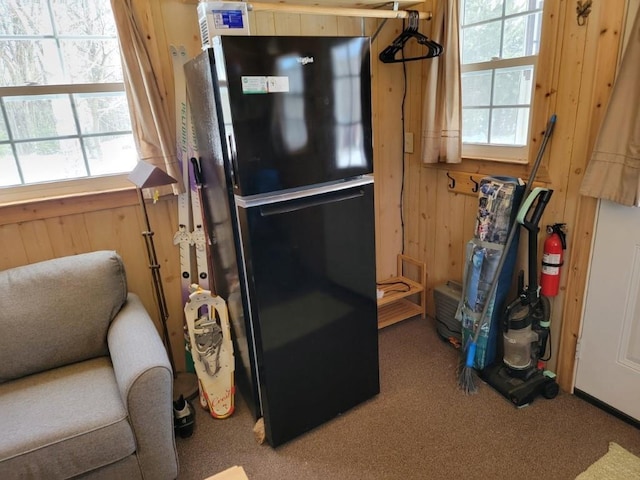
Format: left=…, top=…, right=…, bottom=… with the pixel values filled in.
left=212, top=36, right=373, bottom=196
left=236, top=182, right=379, bottom=446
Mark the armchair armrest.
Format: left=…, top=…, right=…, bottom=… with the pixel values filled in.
left=107, top=293, right=178, bottom=480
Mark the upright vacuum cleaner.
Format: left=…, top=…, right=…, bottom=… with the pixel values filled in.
left=481, top=187, right=560, bottom=407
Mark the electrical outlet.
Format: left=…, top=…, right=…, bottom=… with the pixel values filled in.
left=404, top=132, right=414, bottom=154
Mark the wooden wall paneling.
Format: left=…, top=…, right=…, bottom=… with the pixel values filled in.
left=18, top=220, right=55, bottom=265
left=528, top=0, right=562, bottom=158
left=427, top=173, right=466, bottom=317
left=143, top=196, right=186, bottom=371
left=403, top=16, right=429, bottom=262
left=82, top=206, right=150, bottom=302
left=158, top=0, right=201, bottom=56
left=417, top=168, right=438, bottom=314
left=542, top=1, right=592, bottom=375
left=0, top=190, right=138, bottom=227
left=556, top=1, right=626, bottom=390
left=155, top=196, right=185, bottom=371
left=43, top=215, right=92, bottom=258
left=405, top=162, right=423, bottom=263
left=373, top=19, right=406, bottom=279
left=248, top=12, right=257, bottom=34
left=0, top=224, right=29, bottom=269
left=274, top=13, right=303, bottom=34
left=252, top=12, right=277, bottom=34
left=131, top=1, right=174, bottom=135
left=404, top=5, right=433, bottom=264
left=82, top=209, right=127, bottom=251
left=84, top=207, right=151, bottom=315
left=410, top=0, right=434, bottom=298
left=529, top=0, right=584, bottom=374
left=300, top=14, right=339, bottom=35
left=117, top=207, right=152, bottom=298
left=155, top=0, right=202, bottom=153
left=337, top=16, right=365, bottom=35
left=461, top=194, right=477, bottom=249
left=557, top=199, right=598, bottom=385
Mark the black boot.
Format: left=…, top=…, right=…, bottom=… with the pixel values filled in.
left=173, top=395, right=195, bottom=438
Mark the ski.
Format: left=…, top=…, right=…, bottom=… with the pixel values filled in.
left=173, top=44, right=235, bottom=417
left=170, top=44, right=195, bottom=378
left=185, top=81, right=211, bottom=295
left=182, top=50, right=215, bottom=409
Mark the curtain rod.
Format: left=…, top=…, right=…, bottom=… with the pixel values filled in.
left=247, top=2, right=432, bottom=20
left=184, top=1, right=432, bottom=20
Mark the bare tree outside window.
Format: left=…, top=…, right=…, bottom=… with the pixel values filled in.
left=460, top=0, right=544, bottom=162
left=0, top=0, right=136, bottom=188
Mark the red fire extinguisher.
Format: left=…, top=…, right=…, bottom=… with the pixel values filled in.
left=540, top=223, right=567, bottom=297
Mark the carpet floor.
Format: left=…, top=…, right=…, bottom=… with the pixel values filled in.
left=176, top=316, right=640, bottom=480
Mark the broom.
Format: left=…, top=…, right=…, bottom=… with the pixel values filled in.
left=458, top=114, right=557, bottom=394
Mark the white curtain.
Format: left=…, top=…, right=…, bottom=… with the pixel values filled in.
left=580, top=6, right=640, bottom=206
left=421, top=0, right=462, bottom=164
left=111, top=0, right=182, bottom=195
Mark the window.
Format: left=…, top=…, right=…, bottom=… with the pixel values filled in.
left=0, top=0, right=136, bottom=194
left=460, top=0, right=544, bottom=162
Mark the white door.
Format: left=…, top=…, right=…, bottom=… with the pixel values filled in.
left=574, top=199, right=640, bottom=421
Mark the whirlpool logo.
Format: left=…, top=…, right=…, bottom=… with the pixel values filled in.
left=297, top=56, right=314, bottom=65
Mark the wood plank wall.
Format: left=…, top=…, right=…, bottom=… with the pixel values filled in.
left=0, top=0, right=627, bottom=389
left=404, top=0, right=627, bottom=388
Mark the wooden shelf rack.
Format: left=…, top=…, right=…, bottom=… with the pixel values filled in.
left=377, top=254, right=426, bottom=329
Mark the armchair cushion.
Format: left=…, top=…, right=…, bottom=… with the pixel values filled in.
left=0, top=251, right=128, bottom=383
left=0, top=357, right=135, bottom=478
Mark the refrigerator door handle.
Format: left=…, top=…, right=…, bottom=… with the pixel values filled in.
left=228, top=134, right=239, bottom=188
left=260, top=188, right=364, bottom=217
left=236, top=174, right=374, bottom=208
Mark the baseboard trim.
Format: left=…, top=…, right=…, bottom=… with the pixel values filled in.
left=574, top=389, right=640, bottom=429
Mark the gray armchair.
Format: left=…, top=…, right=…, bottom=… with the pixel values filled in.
left=0, top=251, right=178, bottom=479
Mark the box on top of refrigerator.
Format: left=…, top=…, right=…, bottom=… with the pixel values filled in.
left=198, top=2, right=250, bottom=49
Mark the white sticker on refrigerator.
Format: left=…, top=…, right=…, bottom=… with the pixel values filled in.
left=267, top=76, right=290, bottom=93
left=241, top=76, right=268, bottom=94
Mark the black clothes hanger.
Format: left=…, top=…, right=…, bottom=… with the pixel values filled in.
left=379, top=11, right=443, bottom=63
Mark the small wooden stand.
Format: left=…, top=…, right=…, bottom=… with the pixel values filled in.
left=377, top=254, right=427, bottom=329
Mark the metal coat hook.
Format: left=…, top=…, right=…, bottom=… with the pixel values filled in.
left=576, top=0, right=592, bottom=26
left=470, top=176, right=479, bottom=193
left=446, top=172, right=455, bottom=189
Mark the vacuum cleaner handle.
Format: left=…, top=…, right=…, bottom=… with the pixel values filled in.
left=517, top=187, right=554, bottom=231
left=517, top=187, right=554, bottom=304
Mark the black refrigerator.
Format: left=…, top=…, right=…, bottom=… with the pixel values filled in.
left=185, top=35, right=379, bottom=447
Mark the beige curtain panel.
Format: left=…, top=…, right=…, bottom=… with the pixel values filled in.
left=421, top=0, right=462, bottom=164
left=111, top=0, right=182, bottom=195
left=580, top=7, right=640, bottom=206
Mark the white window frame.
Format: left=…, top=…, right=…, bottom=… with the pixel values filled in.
left=460, top=1, right=544, bottom=164
left=0, top=2, right=135, bottom=205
